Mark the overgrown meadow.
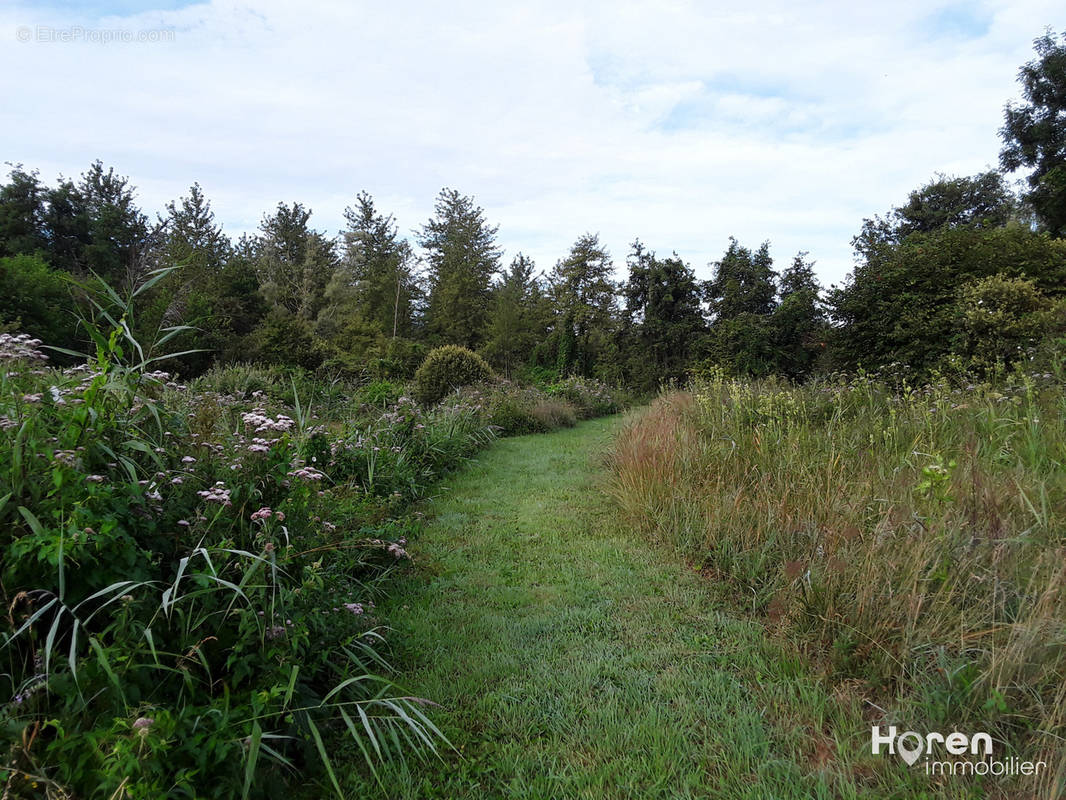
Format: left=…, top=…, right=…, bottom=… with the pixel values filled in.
left=608, top=364, right=1066, bottom=798
left=0, top=285, right=627, bottom=799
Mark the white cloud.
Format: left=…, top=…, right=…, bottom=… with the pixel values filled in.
left=0, top=0, right=1056, bottom=286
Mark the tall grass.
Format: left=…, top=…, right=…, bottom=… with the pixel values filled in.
left=607, top=368, right=1066, bottom=798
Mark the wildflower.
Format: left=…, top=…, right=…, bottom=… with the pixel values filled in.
left=287, top=465, right=326, bottom=481
left=250, top=507, right=273, bottom=522
left=181, top=456, right=196, bottom=464
left=196, top=483, right=232, bottom=506
left=265, top=625, right=286, bottom=640
left=274, top=511, right=285, bottom=522
left=21, top=393, right=42, bottom=404
left=85, top=474, right=105, bottom=483
left=344, top=602, right=365, bottom=615
left=0, top=333, right=48, bottom=362
left=241, top=410, right=295, bottom=433
left=171, top=476, right=183, bottom=485
left=177, top=519, right=190, bottom=527
left=132, top=717, right=154, bottom=736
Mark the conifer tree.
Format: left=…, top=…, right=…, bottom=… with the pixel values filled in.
left=417, top=188, right=501, bottom=349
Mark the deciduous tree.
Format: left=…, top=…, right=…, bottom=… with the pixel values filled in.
left=1000, top=30, right=1066, bottom=236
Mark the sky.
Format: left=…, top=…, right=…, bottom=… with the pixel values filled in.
left=0, top=0, right=1057, bottom=288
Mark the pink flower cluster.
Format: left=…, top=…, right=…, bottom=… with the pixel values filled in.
left=364, top=536, right=410, bottom=559
left=241, top=410, right=295, bottom=433
left=196, top=482, right=232, bottom=506
left=0, top=333, right=48, bottom=362
left=332, top=600, right=375, bottom=615
left=132, top=717, right=155, bottom=735
left=287, top=464, right=326, bottom=481
left=250, top=507, right=286, bottom=523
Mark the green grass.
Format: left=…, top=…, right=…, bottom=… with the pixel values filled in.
left=338, top=416, right=931, bottom=799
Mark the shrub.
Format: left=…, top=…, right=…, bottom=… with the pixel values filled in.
left=955, top=273, right=1063, bottom=369
left=480, top=384, right=571, bottom=435
left=359, top=379, right=402, bottom=408
left=530, top=397, right=577, bottom=430
left=0, top=254, right=78, bottom=353
left=414, top=345, right=493, bottom=405
left=547, top=376, right=627, bottom=418
left=485, top=388, right=540, bottom=435
left=250, top=308, right=323, bottom=371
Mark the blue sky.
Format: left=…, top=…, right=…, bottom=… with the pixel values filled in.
left=33, top=0, right=190, bottom=12
left=0, top=0, right=1056, bottom=287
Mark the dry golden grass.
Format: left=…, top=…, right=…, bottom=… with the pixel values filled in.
left=607, top=372, right=1066, bottom=798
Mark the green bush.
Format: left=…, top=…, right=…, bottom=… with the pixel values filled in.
left=0, top=254, right=78, bottom=353
left=482, top=383, right=577, bottom=435
left=250, top=308, right=324, bottom=371
left=529, top=397, right=577, bottom=430
left=546, top=376, right=627, bottom=419
left=359, top=379, right=402, bottom=408
left=956, top=273, right=1063, bottom=369
left=193, top=362, right=296, bottom=397
left=414, top=345, right=493, bottom=405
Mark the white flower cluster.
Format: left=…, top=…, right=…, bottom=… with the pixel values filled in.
left=241, top=410, right=295, bottom=433
left=0, top=333, right=48, bottom=362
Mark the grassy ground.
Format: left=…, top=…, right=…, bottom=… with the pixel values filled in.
left=339, top=415, right=934, bottom=800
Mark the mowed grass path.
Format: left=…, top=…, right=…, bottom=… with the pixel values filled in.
left=343, top=416, right=920, bottom=799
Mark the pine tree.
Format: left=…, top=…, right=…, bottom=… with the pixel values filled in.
left=483, top=253, right=547, bottom=375
left=255, top=202, right=337, bottom=320
left=148, top=184, right=236, bottom=369
left=417, top=188, right=501, bottom=349
left=336, top=192, right=418, bottom=338
left=772, top=252, right=826, bottom=379
left=550, top=233, right=617, bottom=376
left=700, top=239, right=779, bottom=377
left=622, top=241, right=703, bottom=387
left=0, top=166, right=48, bottom=258
left=163, top=183, right=230, bottom=280
left=704, top=238, right=777, bottom=320
left=77, top=161, right=151, bottom=287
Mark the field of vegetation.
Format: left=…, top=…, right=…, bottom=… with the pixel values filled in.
left=0, top=298, right=627, bottom=798
left=2, top=27, right=1066, bottom=800
left=608, top=367, right=1066, bottom=797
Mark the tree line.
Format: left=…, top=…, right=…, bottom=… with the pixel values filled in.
left=1, top=30, right=1064, bottom=388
